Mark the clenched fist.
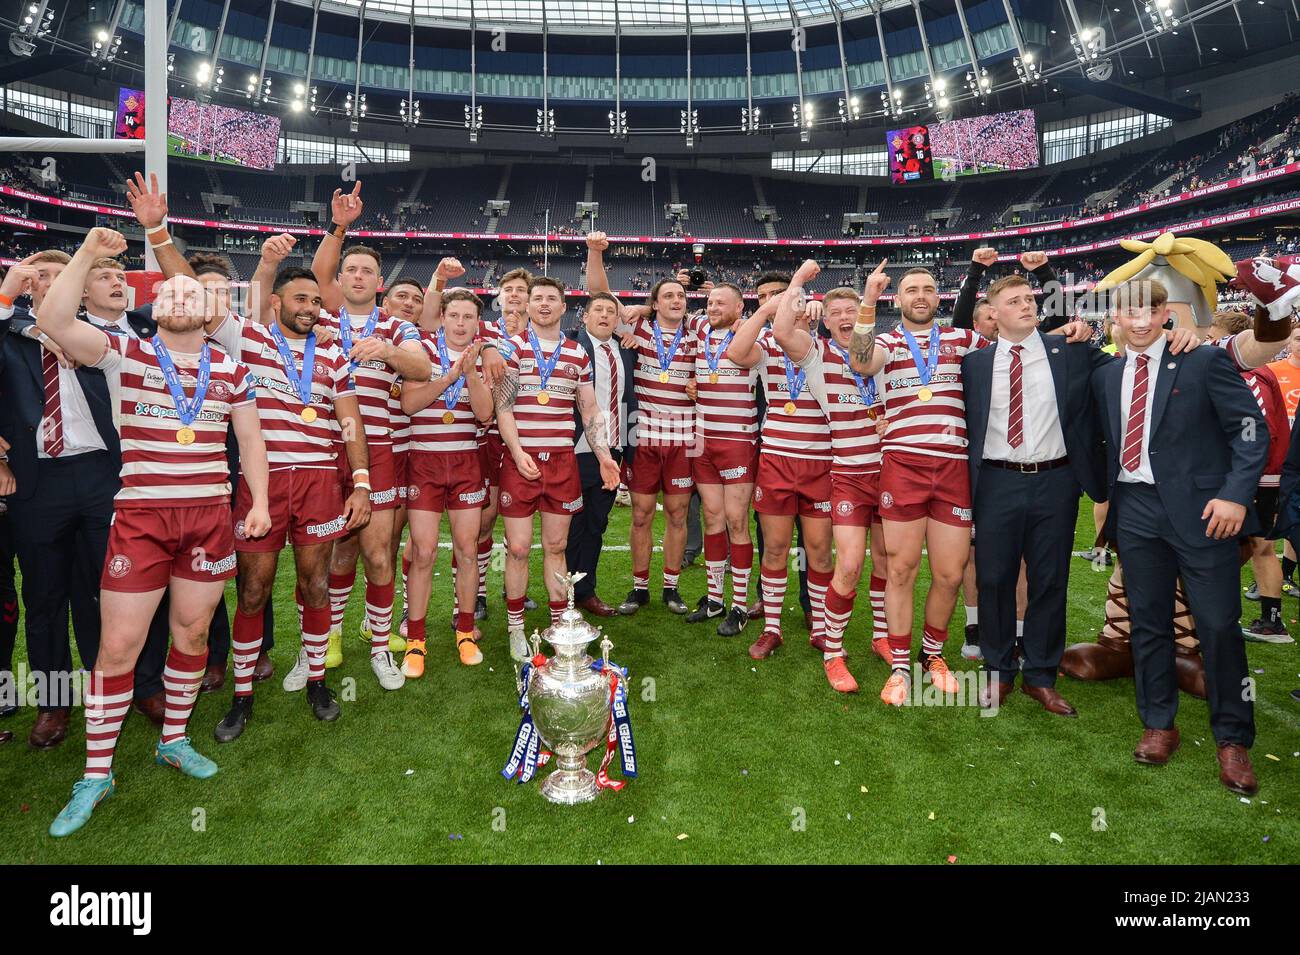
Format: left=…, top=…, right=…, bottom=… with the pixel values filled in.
left=85, top=228, right=128, bottom=259
left=260, top=233, right=297, bottom=265
left=1019, top=251, right=1048, bottom=271
left=585, top=231, right=609, bottom=253
left=435, top=257, right=466, bottom=281
left=972, top=247, right=999, bottom=268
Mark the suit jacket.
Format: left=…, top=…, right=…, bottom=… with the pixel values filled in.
left=1094, top=344, right=1268, bottom=549
left=0, top=313, right=125, bottom=501
left=962, top=332, right=1109, bottom=504
left=566, top=326, right=637, bottom=455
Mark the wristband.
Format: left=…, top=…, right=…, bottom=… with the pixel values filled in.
left=352, top=468, right=370, bottom=480
left=329, top=221, right=347, bottom=240
left=432, top=277, right=447, bottom=292
left=354, top=482, right=372, bottom=492
left=0, top=294, right=12, bottom=308
left=149, top=237, right=174, bottom=250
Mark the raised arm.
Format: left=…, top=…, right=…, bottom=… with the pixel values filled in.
left=250, top=234, right=297, bottom=325
left=725, top=296, right=780, bottom=368
left=954, top=248, right=995, bottom=330
left=1020, top=251, right=1066, bottom=331
left=312, top=181, right=364, bottom=313
left=35, top=228, right=125, bottom=365
left=125, top=172, right=194, bottom=281
left=849, top=259, right=890, bottom=377
left=584, top=231, right=611, bottom=295
left=419, top=257, right=466, bottom=328
left=774, top=259, right=821, bottom=360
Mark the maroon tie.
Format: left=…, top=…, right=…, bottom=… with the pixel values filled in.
left=602, top=342, right=620, bottom=446
left=1007, top=344, right=1024, bottom=449
left=41, top=347, right=64, bottom=458
left=1121, top=354, right=1150, bottom=472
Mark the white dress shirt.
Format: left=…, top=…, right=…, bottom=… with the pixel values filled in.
left=575, top=330, right=621, bottom=454
left=30, top=308, right=125, bottom=459
left=1117, top=333, right=1166, bottom=485
left=983, top=332, right=1067, bottom=464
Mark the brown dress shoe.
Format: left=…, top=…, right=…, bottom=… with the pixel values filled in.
left=979, top=676, right=1015, bottom=710
left=252, top=651, right=273, bottom=682
left=29, top=709, right=69, bottom=749
left=131, top=691, right=166, bottom=727
left=803, top=610, right=814, bottom=631
left=1216, top=743, right=1259, bottom=796
left=576, top=595, right=618, bottom=618
left=1021, top=683, right=1078, bottom=717
left=1134, top=727, right=1181, bottom=765
left=200, top=662, right=227, bottom=693
left=748, top=630, right=783, bottom=660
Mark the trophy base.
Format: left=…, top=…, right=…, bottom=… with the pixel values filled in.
left=540, top=767, right=598, bottom=805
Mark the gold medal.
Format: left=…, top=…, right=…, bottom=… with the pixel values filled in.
left=709, top=373, right=719, bottom=384
left=783, top=401, right=797, bottom=415
left=918, top=387, right=933, bottom=402
left=442, top=411, right=455, bottom=425
left=659, top=371, right=670, bottom=383
left=390, top=383, right=402, bottom=398
left=176, top=426, right=196, bottom=445
left=536, top=390, right=551, bottom=405
left=301, top=407, right=318, bottom=423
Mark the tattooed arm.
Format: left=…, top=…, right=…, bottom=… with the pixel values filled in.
left=851, top=259, right=891, bottom=377
left=576, top=382, right=621, bottom=490
left=493, top=367, right=539, bottom=480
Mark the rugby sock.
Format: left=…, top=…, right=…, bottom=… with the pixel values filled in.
left=760, top=568, right=788, bottom=635
left=455, top=611, right=474, bottom=634
left=477, top=537, right=492, bottom=599
left=328, top=568, right=356, bottom=633
left=632, top=568, right=649, bottom=592
left=1284, top=556, right=1296, bottom=581
left=869, top=576, right=888, bottom=644
left=1262, top=596, right=1282, bottom=626
left=807, top=567, right=832, bottom=644
left=231, top=607, right=264, bottom=698
left=730, top=540, right=753, bottom=611
left=549, top=600, right=567, bottom=627
left=921, top=623, right=948, bottom=658
left=965, top=604, right=978, bottom=627
left=507, top=596, right=526, bottom=632
left=159, top=648, right=206, bottom=745
left=302, top=605, right=330, bottom=682
left=888, top=633, right=912, bottom=672
left=663, top=567, right=680, bottom=590
left=84, top=670, right=133, bottom=779
left=407, top=616, right=427, bottom=643
left=366, top=580, right=395, bottom=656
left=823, top=584, right=856, bottom=659
left=704, top=532, right=728, bottom=604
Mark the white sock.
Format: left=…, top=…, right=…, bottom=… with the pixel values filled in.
left=965, top=605, right=978, bottom=627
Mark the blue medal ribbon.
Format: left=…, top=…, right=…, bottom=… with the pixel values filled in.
left=436, top=329, right=466, bottom=414
left=502, top=662, right=542, bottom=783
left=496, top=316, right=516, bottom=359
left=782, top=355, right=807, bottom=408
left=269, top=323, right=316, bottom=408
left=653, top=318, right=686, bottom=379
left=338, top=306, right=380, bottom=375
left=830, top=342, right=877, bottom=407
left=150, top=336, right=211, bottom=430
left=528, top=328, right=563, bottom=394
left=901, top=326, right=941, bottom=391
left=592, top=659, right=638, bottom=779
left=703, top=328, right=734, bottom=377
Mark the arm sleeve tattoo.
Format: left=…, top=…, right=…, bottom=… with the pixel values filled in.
left=493, top=368, right=519, bottom=414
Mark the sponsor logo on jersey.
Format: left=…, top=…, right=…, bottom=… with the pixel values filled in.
left=836, top=500, right=855, bottom=515
left=458, top=488, right=487, bottom=505
left=813, top=500, right=832, bottom=513
left=952, top=506, right=972, bottom=522
left=234, top=520, right=247, bottom=541
left=208, top=380, right=232, bottom=401
left=107, top=555, right=132, bottom=578
left=670, top=476, right=693, bottom=489
left=518, top=359, right=536, bottom=373
left=407, top=485, right=420, bottom=501
left=196, top=552, right=237, bottom=575
left=718, top=465, right=748, bottom=480
left=562, top=497, right=583, bottom=512
left=753, top=486, right=764, bottom=502
left=561, top=363, right=580, bottom=378
left=880, top=491, right=894, bottom=508
left=500, top=491, right=513, bottom=507
left=307, top=515, right=347, bottom=537
left=371, top=487, right=398, bottom=505
left=131, top=403, right=225, bottom=424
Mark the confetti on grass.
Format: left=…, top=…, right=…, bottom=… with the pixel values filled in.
left=404, top=769, right=415, bottom=776
left=1050, top=832, right=1063, bottom=844
left=928, top=811, right=936, bottom=821
left=676, top=833, right=689, bottom=841
left=1265, top=754, right=1281, bottom=762
left=946, top=855, right=957, bottom=864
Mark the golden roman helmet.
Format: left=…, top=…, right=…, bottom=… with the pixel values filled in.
left=1093, top=231, right=1236, bottom=327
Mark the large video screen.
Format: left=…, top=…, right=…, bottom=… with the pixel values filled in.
left=930, top=108, right=1039, bottom=179
left=887, top=125, right=935, bottom=184
left=114, top=87, right=146, bottom=140
left=167, top=97, right=281, bottom=172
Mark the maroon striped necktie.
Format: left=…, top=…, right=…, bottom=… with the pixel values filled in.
left=602, top=342, right=620, bottom=446
left=1007, top=344, right=1025, bottom=449
left=1121, top=353, right=1150, bottom=473
left=41, top=347, right=64, bottom=458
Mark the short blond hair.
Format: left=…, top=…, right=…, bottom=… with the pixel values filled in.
left=90, top=257, right=125, bottom=273
left=822, top=286, right=860, bottom=307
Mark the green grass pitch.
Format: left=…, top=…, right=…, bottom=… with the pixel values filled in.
left=0, top=501, right=1296, bottom=864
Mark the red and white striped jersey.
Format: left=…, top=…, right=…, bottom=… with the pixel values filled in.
left=798, top=337, right=884, bottom=472
left=316, top=307, right=422, bottom=444
left=409, top=333, right=482, bottom=453
left=876, top=325, right=990, bottom=460
left=208, top=318, right=353, bottom=471
left=692, top=320, right=758, bottom=443
left=756, top=328, right=830, bottom=460
left=474, top=316, right=521, bottom=442
left=92, top=331, right=253, bottom=506
left=388, top=387, right=410, bottom=454
left=506, top=332, right=592, bottom=452
left=630, top=314, right=700, bottom=447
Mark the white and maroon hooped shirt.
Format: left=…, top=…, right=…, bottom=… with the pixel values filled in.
left=506, top=332, right=592, bottom=452
left=693, top=320, right=758, bottom=444
left=875, top=324, right=990, bottom=461
left=209, top=318, right=353, bottom=471
left=797, top=337, right=885, bottom=473
left=316, top=307, right=422, bottom=444
left=409, top=331, right=483, bottom=454
left=93, top=332, right=254, bottom=506
left=630, top=314, right=700, bottom=447
left=756, top=328, right=831, bottom=460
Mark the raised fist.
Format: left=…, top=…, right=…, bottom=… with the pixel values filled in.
left=972, top=247, right=999, bottom=268
left=1019, top=251, right=1048, bottom=271
left=260, top=233, right=297, bottom=265
left=794, top=259, right=821, bottom=285
left=85, top=228, right=128, bottom=259
left=585, top=231, right=609, bottom=253
left=435, top=257, right=466, bottom=281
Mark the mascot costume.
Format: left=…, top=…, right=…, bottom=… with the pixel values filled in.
left=1060, top=232, right=1293, bottom=695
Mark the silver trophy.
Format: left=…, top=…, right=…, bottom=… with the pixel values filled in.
left=525, top=571, right=625, bottom=805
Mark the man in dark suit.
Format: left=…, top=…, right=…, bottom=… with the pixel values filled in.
left=1096, top=278, right=1265, bottom=795
left=565, top=291, right=636, bottom=616
left=963, top=275, right=1113, bottom=715
left=0, top=251, right=169, bottom=748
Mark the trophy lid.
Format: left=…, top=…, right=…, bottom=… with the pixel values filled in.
left=542, top=571, right=602, bottom=652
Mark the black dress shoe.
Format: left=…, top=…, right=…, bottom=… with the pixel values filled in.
left=618, top=589, right=649, bottom=615
left=523, top=596, right=538, bottom=611
left=663, top=588, right=688, bottom=614
left=717, top=606, right=749, bottom=637
left=252, top=651, right=273, bottom=682
left=686, top=596, right=725, bottom=623
left=214, top=696, right=253, bottom=743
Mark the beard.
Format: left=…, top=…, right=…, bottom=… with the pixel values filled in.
left=155, top=311, right=207, bottom=334
left=282, top=312, right=318, bottom=336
